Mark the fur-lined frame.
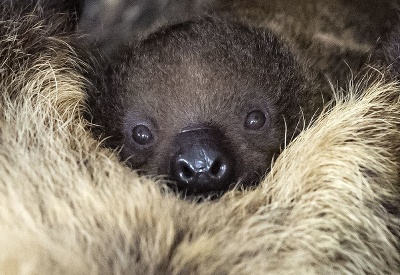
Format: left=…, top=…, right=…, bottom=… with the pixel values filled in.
left=0, top=3, right=399, bottom=275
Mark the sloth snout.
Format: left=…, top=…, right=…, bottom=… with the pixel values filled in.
left=169, top=128, right=235, bottom=194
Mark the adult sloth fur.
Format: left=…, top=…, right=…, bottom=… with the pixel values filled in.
left=80, top=0, right=399, bottom=84
left=0, top=2, right=400, bottom=275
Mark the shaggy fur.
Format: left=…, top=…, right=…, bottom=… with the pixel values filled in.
left=78, top=0, right=218, bottom=53
left=219, top=0, right=399, bottom=84
left=0, top=2, right=399, bottom=274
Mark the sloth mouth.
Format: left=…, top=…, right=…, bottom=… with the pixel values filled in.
left=163, top=170, right=263, bottom=201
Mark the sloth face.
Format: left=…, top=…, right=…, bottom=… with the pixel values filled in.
left=90, top=17, right=308, bottom=196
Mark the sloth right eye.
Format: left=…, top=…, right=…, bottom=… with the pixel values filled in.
left=132, top=124, right=154, bottom=145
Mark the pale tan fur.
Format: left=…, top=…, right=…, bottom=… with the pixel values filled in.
left=1, top=5, right=399, bottom=275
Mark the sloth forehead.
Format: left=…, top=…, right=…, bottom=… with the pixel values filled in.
left=123, top=17, right=298, bottom=78
left=113, top=18, right=302, bottom=127
left=122, top=57, right=279, bottom=115
left=119, top=63, right=281, bottom=135
left=122, top=41, right=295, bottom=108
left=119, top=53, right=298, bottom=122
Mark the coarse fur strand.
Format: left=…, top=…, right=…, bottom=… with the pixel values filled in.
left=0, top=2, right=399, bottom=274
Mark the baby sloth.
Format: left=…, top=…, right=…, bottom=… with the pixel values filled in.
left=88, top=17, right=325, bottom=196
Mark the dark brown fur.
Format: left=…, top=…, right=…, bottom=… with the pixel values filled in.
left=84, top=0, right=400, bottom=195
left=87, top=17, right=328, bottom=194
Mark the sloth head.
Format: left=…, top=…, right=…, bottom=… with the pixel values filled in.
left=89, top=17, right=316, bottom=196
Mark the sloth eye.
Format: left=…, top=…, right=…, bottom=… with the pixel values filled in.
left=132, top=124, right=154, bottom=145
left=244, top=110, right=267, bottom=130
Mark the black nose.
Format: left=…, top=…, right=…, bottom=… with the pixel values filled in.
left=169, top=128, right=235, bottom=194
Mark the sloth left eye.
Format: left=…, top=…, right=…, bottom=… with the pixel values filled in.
left=132, top=124, right=154, bottom=145
left=244, top=110, right=267, bottom=130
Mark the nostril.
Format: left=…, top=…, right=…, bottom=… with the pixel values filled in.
left=180, top=161, right=194, bottom=180
left=169, top=128, right=236, bottom=193
left=209, top=157, right=226, bottom=178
